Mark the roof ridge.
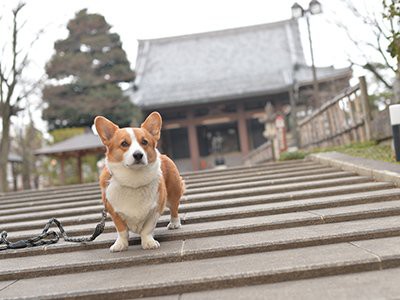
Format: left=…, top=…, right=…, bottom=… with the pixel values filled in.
left=137, top=18, right=295, bottom=44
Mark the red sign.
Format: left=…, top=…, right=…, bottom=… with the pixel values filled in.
left=275, top=115, right=285, bottom=129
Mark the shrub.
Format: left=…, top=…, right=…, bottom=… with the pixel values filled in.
left=279, top=151, right=308, bottom=161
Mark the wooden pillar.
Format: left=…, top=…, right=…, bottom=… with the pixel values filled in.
left=187, top=112, right=200, bottom=171
left=77, top=154, right=83, bottom=184
left=60, top=156, right=65, bottom=185
left=11, top=162, right=18, bottom=191
left=237, top=103, right=250, bottom=156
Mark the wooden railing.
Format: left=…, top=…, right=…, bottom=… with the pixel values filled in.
left=298, top=76, right=371, bottom=149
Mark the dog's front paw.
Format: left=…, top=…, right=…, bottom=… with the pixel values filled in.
left=167, top=217, right=181, bottom=230
left=141, top=237, right=160, bottom=250
left=110, top=239, right=129, bottom=252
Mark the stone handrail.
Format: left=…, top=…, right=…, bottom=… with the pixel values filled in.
left=243, top=141, right=273, bottom=165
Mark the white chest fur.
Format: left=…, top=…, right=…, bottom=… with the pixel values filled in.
left=105, top=158, right=162, bottom=234
left=106, top=177, right=159, bottom=233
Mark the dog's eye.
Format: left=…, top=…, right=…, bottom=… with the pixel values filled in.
left=120, top=141, right=129, bottom=147
left=141, top=139, right=148, bottom=146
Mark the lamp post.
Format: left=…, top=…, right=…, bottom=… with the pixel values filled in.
left=291, top=0, right=322, bottom=108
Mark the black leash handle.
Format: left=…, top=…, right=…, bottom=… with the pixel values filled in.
left=0, top=210, right=107, bottom=251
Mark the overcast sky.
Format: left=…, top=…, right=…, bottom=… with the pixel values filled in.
left=0, top=0, right=384, bottom=134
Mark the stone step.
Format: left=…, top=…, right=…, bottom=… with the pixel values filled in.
left=4, top=188, right=400, bottom=237
left=2, top=158, right=400, bottom=299
left=3, top=197, right=400, bottom=260
left=5, top=187, right=398, bottom=233
left=185, top=166, right=336, bottom=189
left=181, top=182, right=393, bottom=212
left=0, top=219, right=400, bottom=280
left=1, top=237, right=397, bottom=299
left=0, top=169, right=348, bottom=210
left=182, top=176, right=372, bottom=202
left=0, top=212, right=322, bottom=259
left=0, top=182, right=99, bottom=199
left=183, top=162, right=323, bottom=183
left=2, top=216, right=400, bottom=282
left=178, top=265, right=400, bottom=300
left=0, top=181, right=392, bottom=225
left=0, top=163, right=328, bottom=207
left=1, top=212, right=107, bottom=232
left=180, top=159, right=308, bottom=177
left=0, top=197, right=102, bottom=217
left=0, top=161, right=310, bottom=201
left=0, top=174, right=367, bottom=217
left=185, top=171, right=355, bottom=195
left=0, top=184, right=100, bottom=202
left=183, top=236, right=400, bottom=299
left=0, top=187, right=101, bottom=206
left=9, top=198, right=400, bottom=247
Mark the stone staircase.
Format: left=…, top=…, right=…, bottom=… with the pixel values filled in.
left=1, top=159, right=400, bottom=299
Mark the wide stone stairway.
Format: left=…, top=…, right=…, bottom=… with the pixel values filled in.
left=1, top=159, right=400, bottom=299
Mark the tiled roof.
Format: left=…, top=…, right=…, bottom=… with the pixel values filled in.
left=1, top=158, right=400, bottom=298
left=131, top=19, right=352, bottom=109
left=35, top=132, right=104, bottom=155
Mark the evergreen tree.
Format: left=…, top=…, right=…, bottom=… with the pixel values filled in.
left=43, top=9, right=140, bottom=129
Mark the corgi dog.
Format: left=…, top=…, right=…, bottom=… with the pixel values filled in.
left=94, top=112, right=184, bottom=252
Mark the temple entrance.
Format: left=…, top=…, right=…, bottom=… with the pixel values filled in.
left=160, top=128, right=190, bottom=159
left=196, top=121, right=240, bottom=157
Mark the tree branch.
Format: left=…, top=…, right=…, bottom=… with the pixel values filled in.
left=0, top=56, right=11, bottom=90
left=6, top=3, right=26, bottom=105
left=15, top=28, right=45, bottom=79
left=335, top=0, right=396, bottom=80
left=364, top=62, right=393, bottom=89
left=15, top=74, right=45, bottom=104
left=375, top=33, right=397, bottom=73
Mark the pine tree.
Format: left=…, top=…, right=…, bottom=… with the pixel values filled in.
left=43, top=9, right=140, bottom=129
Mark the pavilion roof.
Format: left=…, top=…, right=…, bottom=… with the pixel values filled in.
left=35, top=132, right=104, bottom=156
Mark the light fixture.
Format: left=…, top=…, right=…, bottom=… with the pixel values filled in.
left=309, top=0, right=322, bottom=15
left=291, top=2, right=304, bottom=19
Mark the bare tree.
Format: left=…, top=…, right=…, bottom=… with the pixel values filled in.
left=0, top=3, right=44, bottom=192
left=333, top=0, right=398, bottom=97
left=12, top=102, right=42, bottom=190
left=383, top=0, right=400, bottom=103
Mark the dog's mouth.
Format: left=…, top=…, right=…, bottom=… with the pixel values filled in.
left=125, top=161, right=147, bottom=168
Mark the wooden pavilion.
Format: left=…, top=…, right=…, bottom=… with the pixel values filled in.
left=130, top=19, right=352, bottom=171
left=35, top=132, right=104, bottom=184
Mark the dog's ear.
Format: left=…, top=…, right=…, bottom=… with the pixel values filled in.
left=94, top=116, right=119, bottom=145
left=141, top=112, right=162, bottom=141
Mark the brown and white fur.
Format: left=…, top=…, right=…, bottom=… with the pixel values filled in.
left=94, top=112, right=184, bottom=252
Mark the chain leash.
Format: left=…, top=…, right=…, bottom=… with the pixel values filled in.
left=0, top=209, right=107, bottom=251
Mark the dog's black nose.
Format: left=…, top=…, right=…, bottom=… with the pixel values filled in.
left=133, top=151, right=143, bottom=161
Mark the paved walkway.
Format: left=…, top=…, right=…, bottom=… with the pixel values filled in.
left=1, top=158, right=400, bottom=299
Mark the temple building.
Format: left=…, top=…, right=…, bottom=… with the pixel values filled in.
left=130, top=19, right=352, bottom=171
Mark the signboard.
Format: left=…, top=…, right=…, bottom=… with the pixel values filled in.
left=275, top=115, right=287, bottom=152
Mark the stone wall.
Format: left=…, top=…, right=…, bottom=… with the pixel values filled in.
left=371, top=108, right=392, bottom=142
